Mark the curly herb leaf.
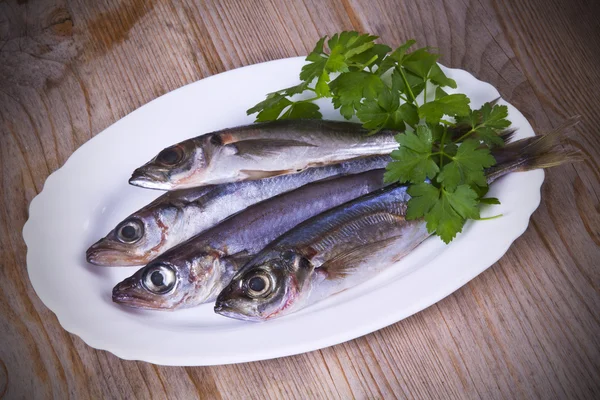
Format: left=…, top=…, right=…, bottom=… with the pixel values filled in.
left=384, top=125, right=439, bottom=183
left=330, top=71, right=384, bottom=119
left=437, top=139, right=496, bottom=190
left=247, top=32, right=512, bottom=243
left=455, top=102, right=511, bottom=146
left=418, top=94, right=471, bottom=124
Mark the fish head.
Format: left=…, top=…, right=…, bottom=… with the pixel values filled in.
left=214, top=250, right=311, bottom=321
left=129, top=136, right=213, bottom=190
left=112, top=251, right=224, bottom=309
left=86, top=205, right=181, bottom=266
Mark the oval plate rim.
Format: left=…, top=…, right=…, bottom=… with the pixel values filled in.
left=23, top=57, right=543, bottom=366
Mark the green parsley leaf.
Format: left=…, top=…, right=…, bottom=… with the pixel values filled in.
left=435, top=86, right=449, bottom=100
left=445, top=184, right=480, bottom=220
left=301, top=56, right=327, bottom=81
left=428, top=63, right=457, bottom=88
left=282, top=82, right=310, bottom=96
left=391, top=68, right=426, bottom=99
left=326, top=50, right=348, bottom=72
left=418, top=94, right=471, bottom=124
left=455, top=102, right=511, bottom=146
left=330, top=71, right=384, bottom=118
left=357, top=88, right=419, bottom=133
left=409, top=183, right=479, bottom=243
left=314, top=71, right=331, bottom=97
left=349, top=43, right=392, bottom=71
left=281, top=102, right=322, bottom=119
left=325, top=32, right=379, bottom=73
left=248, top=95, right=292, bottom=122
left=437, top=139, right=496, bottom=190
left=327, top=32, right=378, bottom=54
left=246, top=83, right=312, bottom=121
left=384, top=125, right=439, bottom=183
left=479, top=197, right=501, bottom=205
left=426, top=194, right=464, bottom=243
left=300, top=37, right=327, bottom=82
left=434, top=185, right=479, bottom=243
left=378, top=39, right=416, bottom=75
left=402, top=47, right=440, bottom=79
left=480, top=102, right=510, bottom=129
left=406, top=182, right=439, bottom=220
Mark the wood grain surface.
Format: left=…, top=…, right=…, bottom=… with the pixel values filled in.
left=1, top=0, right=599, bottom=398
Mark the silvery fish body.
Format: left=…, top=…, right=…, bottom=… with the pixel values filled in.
left=112, top=169, right=387, bottom=309
left=214, top=185, right=429, bottom=321
left=129, top=119, right=397, bottom=190
left=87, top=156, right=390, bottom=266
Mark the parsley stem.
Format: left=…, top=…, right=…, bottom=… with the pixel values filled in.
left=398, top=67, right=417, bottom=105
left=455, top=124, right=485, bottom=142
left=439, top=126, right=448, bottom=166
left=455, top=128, right=475, bottom=142
left=477, top=214, right=503, bottom=221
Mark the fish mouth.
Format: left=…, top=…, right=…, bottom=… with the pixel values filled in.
left=112, top=278, right=158, bottom=309
left=214, top=300, right=262, bottom=322
left=86, top=240, right=146, bottom=266
left=112, top=291, right=154, bottom=309
left=129, top=168, right=170, bottom=190
left=112, top=277, right=138, bottom=304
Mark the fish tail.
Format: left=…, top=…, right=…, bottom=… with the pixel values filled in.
left=498, top=128, right=517, bottom=144
left=486, top=116, right=583, bottom=183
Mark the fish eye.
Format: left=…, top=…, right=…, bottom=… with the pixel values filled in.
left=116, top=219, right=144, bottom=243
left=142, top=264, right=177, bottom=294
left=243, top=271, right=273, bottom=298
left=157, top=146, right=184, bottom=165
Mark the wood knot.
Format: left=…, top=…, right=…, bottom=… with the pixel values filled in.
left=47, top=8, right=73, bottom=37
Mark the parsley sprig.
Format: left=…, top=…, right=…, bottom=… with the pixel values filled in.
left=247, top=32, right=511, bottom=243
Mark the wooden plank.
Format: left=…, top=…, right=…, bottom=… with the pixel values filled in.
left=0, top=0, right=598, bottom=398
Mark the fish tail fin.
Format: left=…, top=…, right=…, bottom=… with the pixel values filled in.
left=498, top=128, right=517, bottom=144
left=486, top=116, right=583, bottom=183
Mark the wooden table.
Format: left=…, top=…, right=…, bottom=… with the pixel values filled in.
left=1, top=0, right=598, bottom=398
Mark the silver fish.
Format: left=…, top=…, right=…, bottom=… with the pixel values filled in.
left=129, top=119, right=398, bottom=190
left=87, top=156, right=390, bottom=266
left=214, top=129, right=580, bottom=321
left=112, top=169, right=388, bottom=309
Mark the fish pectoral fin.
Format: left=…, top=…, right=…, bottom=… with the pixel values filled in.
left=318, top=236, right=402, bottom=280
left=227, top=249, right=253, bottom=266
left=221, top=250, right=254, bottom=277
left=240, top=169, right=296, bottom=179
left=231, top=138, right=317, bottom=158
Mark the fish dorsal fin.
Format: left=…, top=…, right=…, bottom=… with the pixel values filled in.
left=318, top=236, right=402, bottom=280
left=228, top=138, right=317, bottom=158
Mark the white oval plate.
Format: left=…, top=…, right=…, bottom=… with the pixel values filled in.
left=23, top=57, right=542, bottom=366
